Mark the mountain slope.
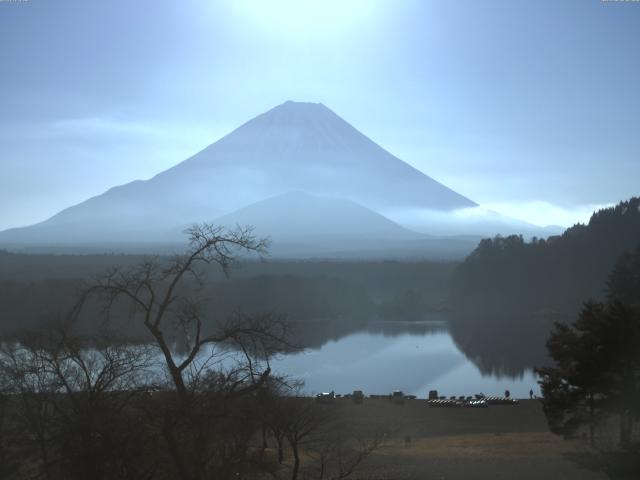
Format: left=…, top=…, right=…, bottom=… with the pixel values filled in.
left=0, top=101, right=475, bottom=245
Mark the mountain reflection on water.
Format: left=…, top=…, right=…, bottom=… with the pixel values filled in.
left=273, top=321, right=539, bottom=399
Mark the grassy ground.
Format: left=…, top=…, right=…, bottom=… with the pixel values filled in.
left=315, top=398, right=607, bottom=479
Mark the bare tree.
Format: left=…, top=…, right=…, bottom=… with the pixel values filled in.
left=257, top=377, right=304, bottom=465
left=0, top=364, right=12, bottom=479
left=75, top=224, right=294, bottom=480
left=1, top=336, right=61, bottom=480
left=0, top=326, right=157, bottom=480
left=279, top=397, right=330, bottom=480
left=308, top=427, right=384, bottom=480
left=260, top=392, right=384, bottom=480
left=76, top=225, right=280, bottom=398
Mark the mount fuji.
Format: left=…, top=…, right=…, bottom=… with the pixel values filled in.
left=0, top=101, right=480, bottom=251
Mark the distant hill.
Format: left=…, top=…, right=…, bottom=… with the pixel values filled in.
left=211, top=192, right=422, bottom=240
left=166, top=192, right=480, bottom=259
left=204, top=191, right=422, bottom=256
left=0, top=101, right=475, bottom=247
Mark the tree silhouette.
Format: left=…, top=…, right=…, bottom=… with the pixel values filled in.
left=451, top=197, right=640, bottom=375
left=536, top=246, right=640, bottom=449
left=76, top=224, right=294, bottom=480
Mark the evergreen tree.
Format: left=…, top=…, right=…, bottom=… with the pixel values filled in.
left=451, top=197, right=640, bottom=375
left=536, top=246, right=640, bottom=448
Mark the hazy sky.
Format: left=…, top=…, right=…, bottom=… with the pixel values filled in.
left=1, top=0, right=639, bottom=230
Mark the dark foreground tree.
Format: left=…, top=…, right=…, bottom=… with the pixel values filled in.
left=75, top=224, right=294, bottom=480
left=305, top=425, right=384, bottom=480
left=258, top=387, right=383, bottom=480
left=0, top=361, right=12, bottom=479
left=536, top=301, right=640, bottom=445
left=0, top=326, right=156, bottom=480
left=536, top=246, right=640, bottom=478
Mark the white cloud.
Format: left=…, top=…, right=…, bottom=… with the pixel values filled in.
left=481, top=201, right=612, bottom=228
left=382, top=205, right=533, bottom=236
left=50, top=117, right=158, bottom=136
left=381, top=201, right=610, bottom=237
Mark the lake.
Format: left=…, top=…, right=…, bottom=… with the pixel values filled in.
left=270, top=321, right=540, bottom=399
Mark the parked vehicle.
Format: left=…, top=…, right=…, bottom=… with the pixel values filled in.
left=428, top=390, right=439, bottom=400
left=392, top=390, right=405, bottom=405
left=464, top=399, right=488, bottom=408
left=428, top=399, right=462, bottom=408
left=316, top=392, right=335, bottom=404
left=352, top=390, right=364, bottom=404
left=484, top=396, right=519, bottom=405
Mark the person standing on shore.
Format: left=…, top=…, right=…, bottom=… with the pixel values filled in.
left=529, top=389, right=534, bottom=399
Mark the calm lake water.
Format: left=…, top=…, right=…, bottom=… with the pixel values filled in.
left=270, top=321, right=540, bottom=399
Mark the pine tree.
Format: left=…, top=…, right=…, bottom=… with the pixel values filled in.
left=536, top=247, right=640, bottom=448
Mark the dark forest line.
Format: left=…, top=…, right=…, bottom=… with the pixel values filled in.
left=0, top=254, right=455, bottom=342
left=449, top=197, right=640, bottom=375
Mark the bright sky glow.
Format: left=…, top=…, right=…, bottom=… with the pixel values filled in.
left=229, top=0, right=381, bottom=39
left=0, top=0, right=638, bottom=231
